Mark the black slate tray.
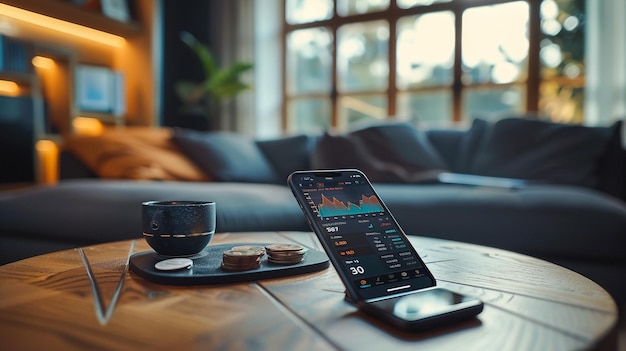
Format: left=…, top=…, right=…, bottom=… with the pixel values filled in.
left=129, top=243, right=329, bottom=285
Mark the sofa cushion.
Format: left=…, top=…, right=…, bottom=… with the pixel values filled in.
left=65, top=127, right=210, bottom=181
left=172, top=128, right=280, bottom=183
left=455, top=117, right=620, bottom=188
left=596, top=120, right=625, bottom=199
left=0, top=180, right=309, bottom=245
left=257, top=134, right=318, bottom=183
left=375, top=183, right=626, bottom=262
left=425, top=129, right=465, bottom=169
left=311, top=123, right=449, bottom=183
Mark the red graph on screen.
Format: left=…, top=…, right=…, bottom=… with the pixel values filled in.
left=318, top=194, right=383, bottom=217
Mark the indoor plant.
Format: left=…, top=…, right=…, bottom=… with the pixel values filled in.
left=174, top=31, right=253, bottom=130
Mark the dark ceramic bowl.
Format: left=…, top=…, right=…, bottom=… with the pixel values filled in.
left=142, top=201, right=216, bottom=256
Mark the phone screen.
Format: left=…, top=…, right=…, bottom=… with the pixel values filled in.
left=288, top=169, right=436, bottom=301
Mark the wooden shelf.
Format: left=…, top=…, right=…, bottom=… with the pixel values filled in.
left=1, top=0, right=155, bottom=129
left=1, top=0, right=140, bottom=37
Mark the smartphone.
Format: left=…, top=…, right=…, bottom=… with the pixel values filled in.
left=287, top=169, right=483, bottom=331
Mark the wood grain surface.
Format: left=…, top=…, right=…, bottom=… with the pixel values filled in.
left=0, top=232, right=618, bottom=351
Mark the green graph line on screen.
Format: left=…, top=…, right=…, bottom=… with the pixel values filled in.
left=318, top=193, right=383, bottom=217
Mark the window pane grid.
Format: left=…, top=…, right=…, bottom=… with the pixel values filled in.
left=286, top=27, right=333, bottom=95
left=283, top=0, right=585, bottom=133
left=337, top=20, right=389, bottom=93
left=396, top=11, right=455, bottom=89
left=338, top=94, right=388, bottom=129
left=463, top=85, right=526, bottom=120
left=286, top=98, right=332, bottom=134
left=538, top=0, right=585, bottom=122
left=461, top=2, right=529, bottom=87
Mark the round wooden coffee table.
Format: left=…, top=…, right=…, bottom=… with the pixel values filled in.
left=0, top=231, right=618, bottom=350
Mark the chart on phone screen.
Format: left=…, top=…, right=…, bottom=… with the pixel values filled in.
left=302, top=186, right=384, bottom=219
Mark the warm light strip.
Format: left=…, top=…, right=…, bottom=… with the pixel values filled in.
left=0, top=4, right=126, bottom=48
left=32, top=56, right=55, bottom=69
left=0, top=80, right=19, bottom=95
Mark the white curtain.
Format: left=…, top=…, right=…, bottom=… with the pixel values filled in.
left=232, top=0, right=256, bottom=135
left=584, top=0, right=626, bottom=146
left=253, top=0, right=282, bottom=138
left=210, top=0, right=256, bottom=134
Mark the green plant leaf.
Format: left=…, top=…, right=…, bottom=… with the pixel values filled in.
left=212, top=82, right=251, bottom=99
left=178, top=31, right=253, bottom=106
left=223, top=62, right=254, bottom=79
left=180, top=31, right=217, bottom=78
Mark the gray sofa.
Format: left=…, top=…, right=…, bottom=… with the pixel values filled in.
left=1, top=116, right=625, bottom=308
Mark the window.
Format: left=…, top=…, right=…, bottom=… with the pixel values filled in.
left=282, top=0, right=585, bottom=133
left=538, top=0, right=585, bottom=123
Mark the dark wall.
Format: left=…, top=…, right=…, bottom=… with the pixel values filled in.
left=159, top=0, right=214, bottom=130
left=0, top=96, right=35, bottom=182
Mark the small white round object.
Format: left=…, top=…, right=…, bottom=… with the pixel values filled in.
left=154, top=258, right=193, bottom=271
